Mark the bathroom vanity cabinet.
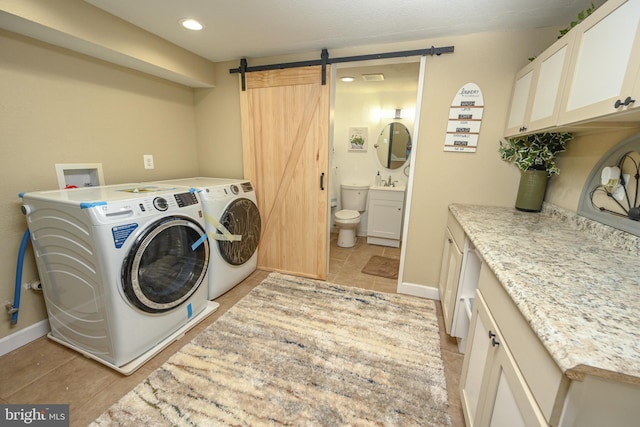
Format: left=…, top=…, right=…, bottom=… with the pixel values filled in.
left=366, top=186, right=405, bottom=248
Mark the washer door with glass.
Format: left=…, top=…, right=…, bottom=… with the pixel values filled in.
left=122, top=216, right=209, bottom=313
left=218, top=198, right=261, bottom=265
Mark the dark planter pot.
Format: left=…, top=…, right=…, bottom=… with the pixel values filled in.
left=515, top=169, right=548, bottom=212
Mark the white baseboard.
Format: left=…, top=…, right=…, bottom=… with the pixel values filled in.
left=398, top=281, right=441, bottom=300
left=0, top=319, right=50, bottom=357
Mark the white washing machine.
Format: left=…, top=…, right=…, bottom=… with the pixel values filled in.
left=20, top=183, right=218, bottom=374
left=154, top=177, right=261, bottom=299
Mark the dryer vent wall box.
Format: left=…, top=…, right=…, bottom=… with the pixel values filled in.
left=55, top=163, right=105, bottom=189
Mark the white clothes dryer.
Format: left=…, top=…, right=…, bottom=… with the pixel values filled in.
left=20, top=183, right=218, bottom=374
left=153, top=177, right=261, bottom=299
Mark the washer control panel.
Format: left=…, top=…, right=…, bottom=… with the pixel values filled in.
left=174, top=192, right=199, bottom=208
left=241, top=182, right=254, bottom=193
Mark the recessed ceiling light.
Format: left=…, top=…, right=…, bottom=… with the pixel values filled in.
left=340, top=76, right=355, bottom=82
left=179, top=18, right=203, bottom=31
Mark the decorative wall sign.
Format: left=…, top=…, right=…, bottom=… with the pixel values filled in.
left=348, top=126, right=368, bottom=152
left=444, top=83, right=484, bottom=153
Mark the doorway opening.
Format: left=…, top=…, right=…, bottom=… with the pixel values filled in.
left=329, top=57, right=426, bottom=288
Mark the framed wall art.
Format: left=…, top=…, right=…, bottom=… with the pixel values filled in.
left=348, top=126, right=368, bottom=152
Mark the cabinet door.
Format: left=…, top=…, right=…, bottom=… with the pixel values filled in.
left=462, top=292, right=547, bottom=427
left=505, top=33, right=575, bottom=137
left=367, top=199, right=403, bottom=239
left=559, top=0, right=640, bottom=124
left=527, top=30, right=575, bottom=131
left=460, top=291, right=495, bottom=427
left=504, top=63, right=535, bottom=136
left=438, top=228, right=463, bottom=334
left=480, top=339, right=547, bottom=427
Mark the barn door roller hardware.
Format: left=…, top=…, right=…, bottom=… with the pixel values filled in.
left=230, top=45, right=455, bottom=91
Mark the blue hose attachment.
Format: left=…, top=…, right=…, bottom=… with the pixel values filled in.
left=12, top=229, right=30, bottom=326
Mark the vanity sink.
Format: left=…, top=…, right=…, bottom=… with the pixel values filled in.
left=370, top=185, right=406, bottom=192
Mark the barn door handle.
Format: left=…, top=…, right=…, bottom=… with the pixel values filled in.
left=320, top=172, right=325, bottom=190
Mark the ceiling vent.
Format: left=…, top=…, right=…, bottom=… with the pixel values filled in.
left=361, top=73, right=385, bottom=82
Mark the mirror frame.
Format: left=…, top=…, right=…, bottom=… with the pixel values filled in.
left=375, top=121, right=411, bottom=170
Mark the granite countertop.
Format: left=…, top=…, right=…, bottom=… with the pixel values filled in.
left=449, top=203, right=640, bottom=385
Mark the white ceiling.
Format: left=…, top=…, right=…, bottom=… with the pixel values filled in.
left=85, top=0, right=605, bottom=63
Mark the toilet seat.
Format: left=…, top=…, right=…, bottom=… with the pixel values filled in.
left=335, top=209, right=360, bottom=221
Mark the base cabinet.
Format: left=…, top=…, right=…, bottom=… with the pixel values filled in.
left=438, top=227, right=463, bottom=335
left=460, top=289, right=546, bottom=427
left=439, top=212, right=482, bottom=345
left=460, top=263, right=640, bottom=427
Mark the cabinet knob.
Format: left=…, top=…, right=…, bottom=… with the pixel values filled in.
left=615, top=96, right=636, bottom=108
left=448, top=238, right=453, bottom=244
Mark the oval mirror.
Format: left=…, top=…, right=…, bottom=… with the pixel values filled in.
left=375, top=122, right=411, bottom=169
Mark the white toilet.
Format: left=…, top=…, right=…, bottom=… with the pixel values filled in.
left=334, top=183, right=369, bottom=248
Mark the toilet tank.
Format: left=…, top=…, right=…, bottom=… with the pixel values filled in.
left=341, top=184, right=369, bottom=211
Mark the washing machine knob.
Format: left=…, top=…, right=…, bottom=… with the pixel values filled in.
left=230, top=185, right=239, bottom=195
left=153, top=197, right=169, bottom=211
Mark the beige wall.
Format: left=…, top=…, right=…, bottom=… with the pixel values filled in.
left=0, top=30, right=200, bottom=339
left=3, top=20, right=639, bottom=343
left=192, top=29, right=564, bottom=288
left=194, top=61, right=245, bottom=179
left=193, top=30, right=640, bottom=290
left=0, top=0, right=216, bottom=87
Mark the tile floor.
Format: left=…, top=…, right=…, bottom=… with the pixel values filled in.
left=0, top=234, right=465, bottom=426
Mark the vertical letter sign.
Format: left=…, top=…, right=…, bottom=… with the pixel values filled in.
left=444, top=83, right=484, bottom=153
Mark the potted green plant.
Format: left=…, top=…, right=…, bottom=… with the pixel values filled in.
left=499, top=132, right=573, bottom=211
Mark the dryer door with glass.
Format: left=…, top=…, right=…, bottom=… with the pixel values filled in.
left=218, top=198, right=261, bottom=265
left=122, top=216, right=209, bottom=313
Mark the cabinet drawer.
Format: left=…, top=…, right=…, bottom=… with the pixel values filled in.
left=478, top=265, right=568, bottom=424
left=447, top=212, right=465, bottom=249
left=369, top=189, right=405, bottom=202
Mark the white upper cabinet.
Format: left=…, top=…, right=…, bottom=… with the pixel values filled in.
left=505, top=63, right=535, bottom=136
left=505, top=32, right=575, bottom=137
left=559, top=0, right=640, bottom=125
left=505, top=0, right=640, bottom=137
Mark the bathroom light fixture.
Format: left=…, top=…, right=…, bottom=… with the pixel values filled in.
left=340, top=76, right=356, bottom=82
left=394, top=109, right=403, bottom=119
left=179, top=18, right=203, bottom=31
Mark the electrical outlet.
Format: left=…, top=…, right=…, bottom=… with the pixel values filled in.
left=143, top=154, right=154, bottom=170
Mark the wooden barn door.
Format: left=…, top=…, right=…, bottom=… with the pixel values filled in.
left=239, top=66, right=329, bottom=279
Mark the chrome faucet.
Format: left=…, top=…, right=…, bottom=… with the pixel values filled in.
left=387, top=175, right=392, bottom=186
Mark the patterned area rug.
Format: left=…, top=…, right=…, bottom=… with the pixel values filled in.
left=361, top=255, right=400, bottom=279
left=91, top=273, right=451, bottom=426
